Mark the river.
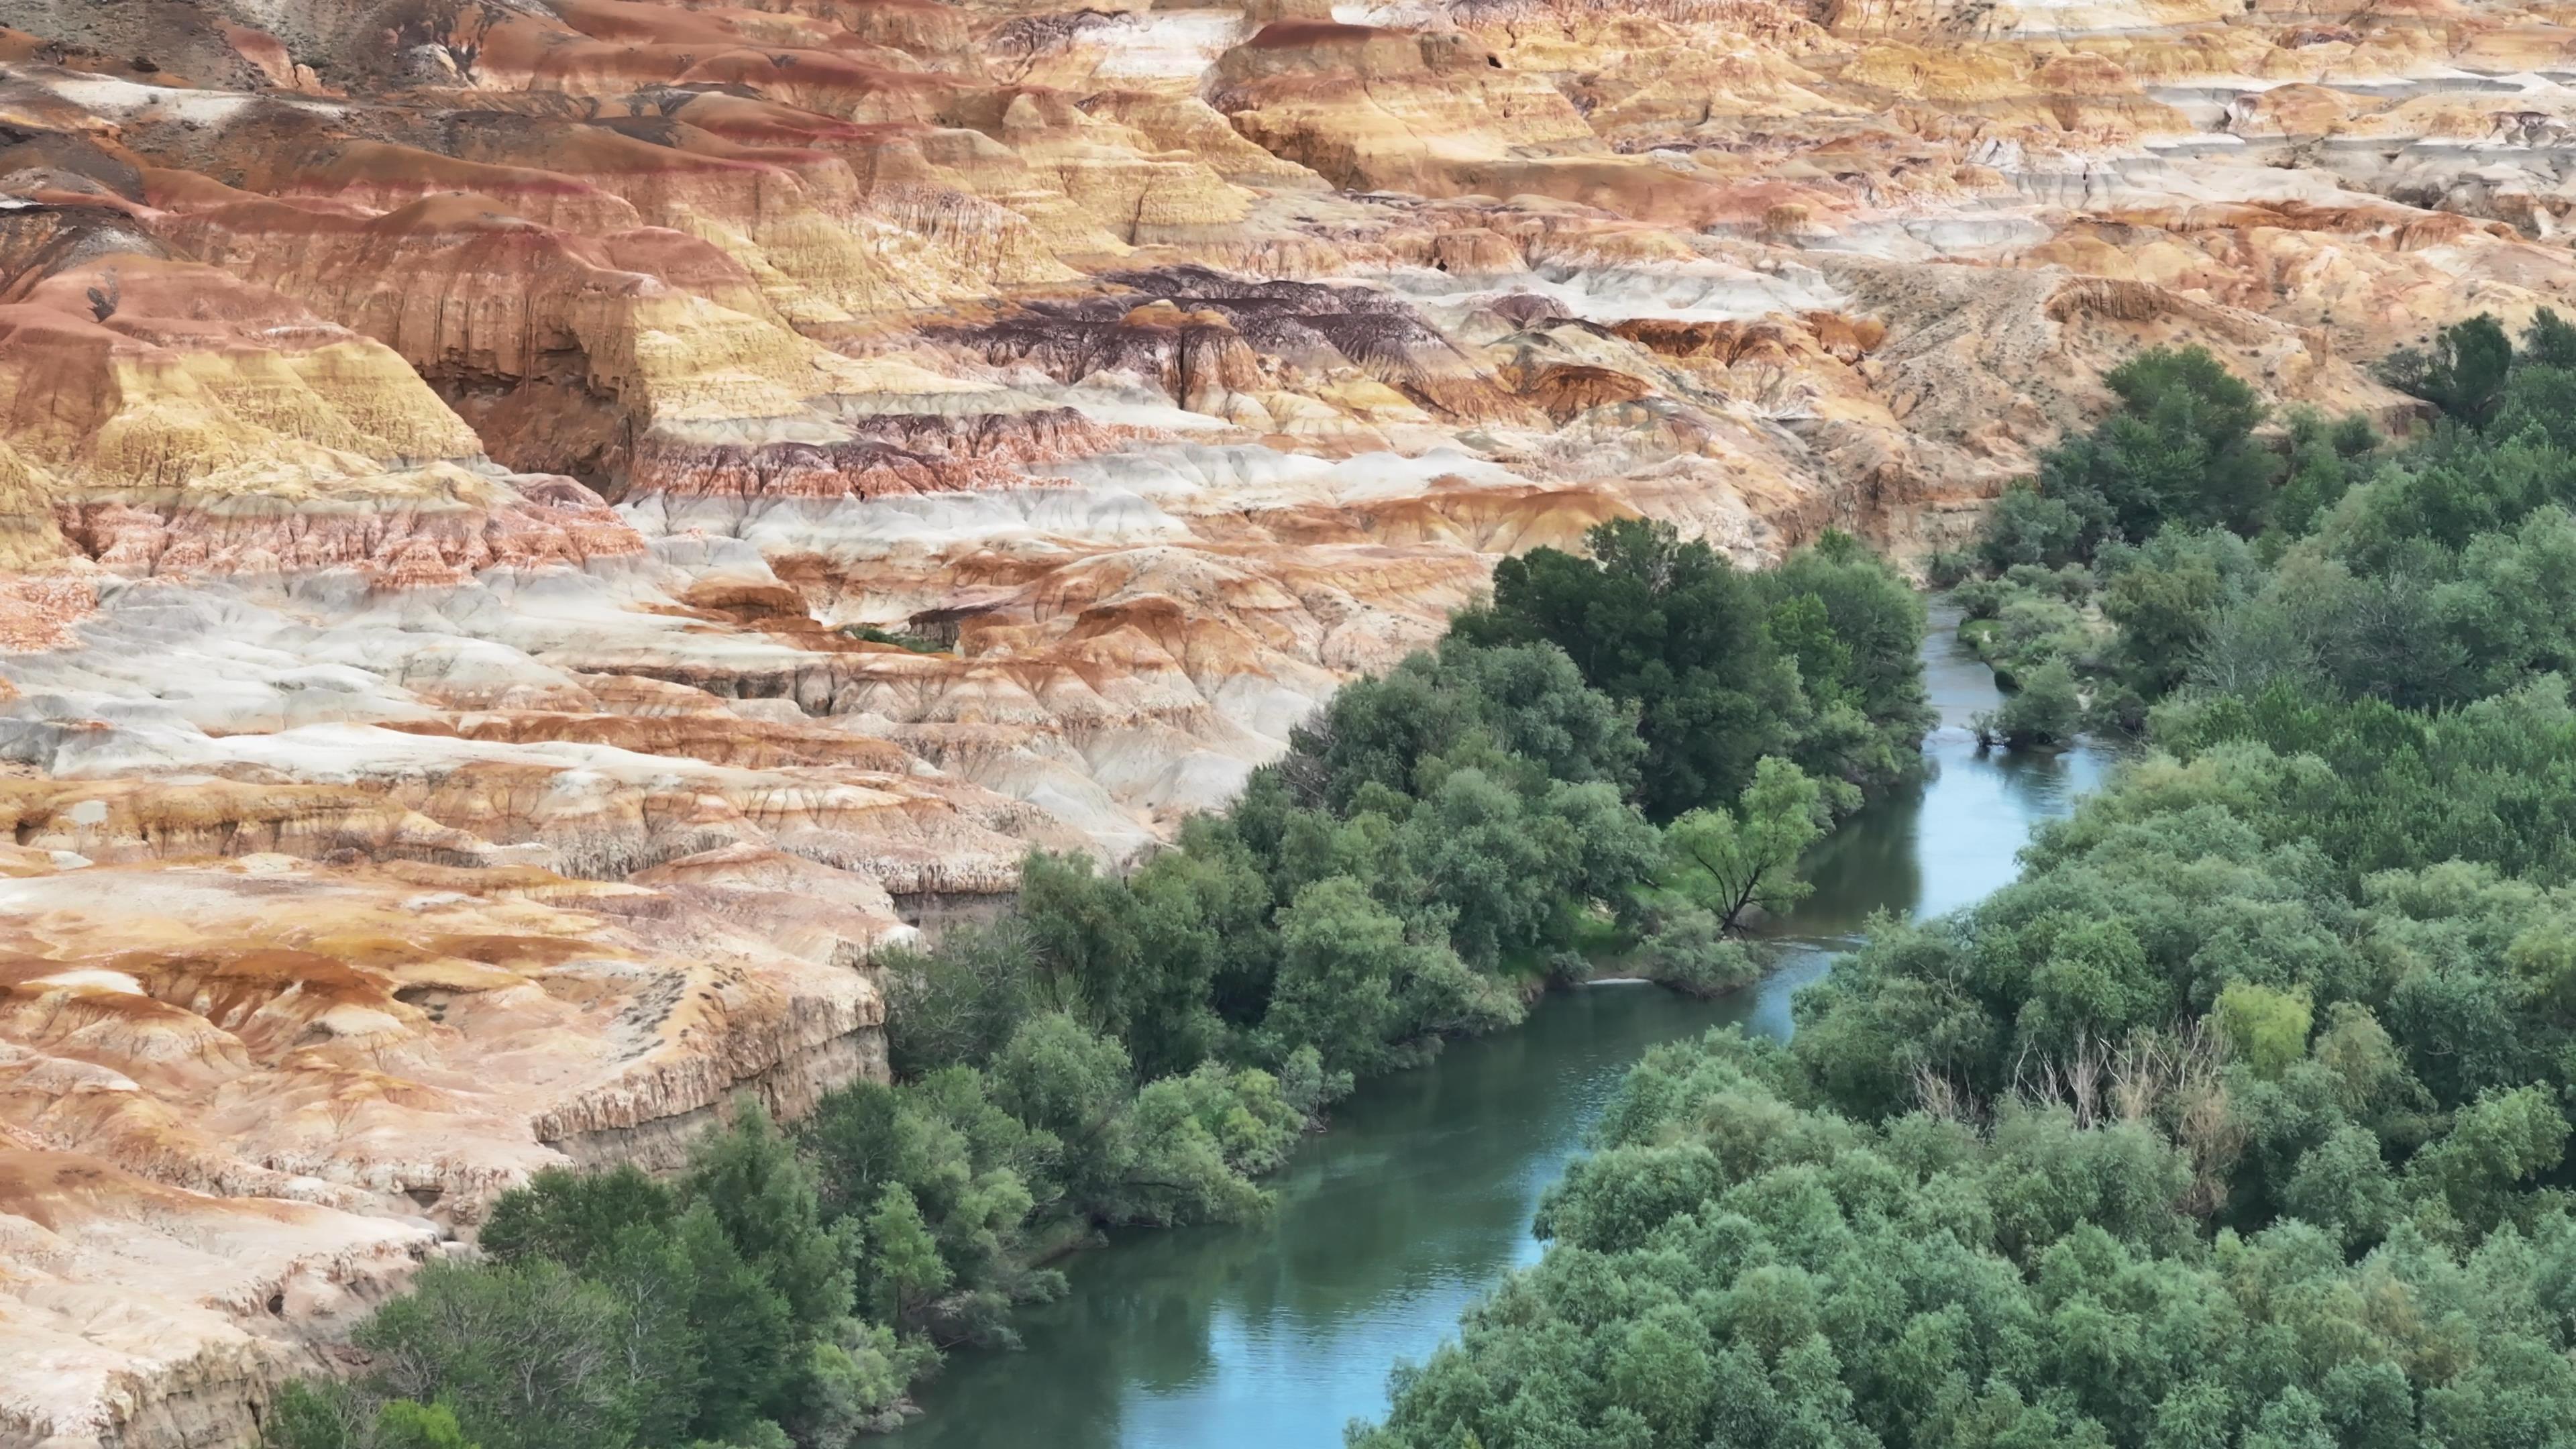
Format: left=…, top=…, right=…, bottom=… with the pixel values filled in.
left=881, top=605, right=2110, bottom=1449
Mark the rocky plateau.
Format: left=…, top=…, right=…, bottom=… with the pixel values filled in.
left=0, top=0, right=2565, bottom=1439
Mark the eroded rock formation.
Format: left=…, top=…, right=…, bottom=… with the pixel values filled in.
left=0, top=0, right=2566, bottom=1438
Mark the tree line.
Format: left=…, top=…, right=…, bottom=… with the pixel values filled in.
left=266, top=519, right=1933, bottom=1449
left=1358, top=317, right=2576, bottom=1449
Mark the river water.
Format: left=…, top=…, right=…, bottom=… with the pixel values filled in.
left=882, top=606, right=2110, bottom=1449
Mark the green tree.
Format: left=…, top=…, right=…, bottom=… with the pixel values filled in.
left=1656, top=756, right=1825, bottom=932
left=988, top=1011, right=1134, bottom=1210
left=2520, top=307, right=2576, bottom=370
left=268, top=1393, right=479, bottom=1449
left=792, top=1322, right=931, bottom=1444
left=682, top=1097, right=854, bottom=1337
left=2507, top=911, right=2576, bottom=1020
left=1016, top=849, right=1142, bottom=1029
left=1267, top=875, right=1450, bottom=1075
left=358, top=1260, right=650, bottom=1449
left=1633, top=905, right=1758, bottom=996
left=877, top=919, right=1041, bottom=1077
left=2282, top=1123, right=2396, bottom=1252
left=266, top=1383, right=370, bottom=1449
left=2100, top=527, right=2259, bottom=698
left=2270, top=409, right=2379, bottom=539
left=2041, top=346, right=2275, bottom=543
left=664, top=1204, right=792, bottom=1438
left=478, top=1165, right=674, bottom=1275
left=1452, top=517, right=1805, bottom=820
left=2211, top=981, right=2312, bottom=1079
left=1605, top=1306, right=1714, bottom=1446
left=1977, top=482, right=2092, bottom=570
left=861, top=1183, right=951, bottom=1322
left=2383, top=314, right=2513, bottom=426
left=371, top=1402, right=473, bottom=1449
left=2406, top=1085, right=2568, bottom=1236
left=1120, top=1066, right=1294, bottom=1225
left=1397, top=765, right=1565, bottom=967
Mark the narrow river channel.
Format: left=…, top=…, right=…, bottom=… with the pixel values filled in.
left=882, top=605, right=2112, bottom=1449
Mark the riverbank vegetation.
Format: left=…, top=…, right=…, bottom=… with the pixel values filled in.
left=1357, top=319, right=2576, bottom=1449
left=266, top=524, right=1930, bottom=1449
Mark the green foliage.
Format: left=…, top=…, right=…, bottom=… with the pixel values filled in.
left=896, top=1010, right=1305, bottom=1232
left=790, top=1322, right=934, bottom=1444
left=683, top=1099, right=854, bottom=1338
left=1267, top=875, right=1516, bottom=1077
left=1630, top=905, right=1760, bottom=996
left=2097, top=527, right=2260, bottom=698
left=1977, top=482, right=2090, bottom=570
left=686, top=1424, right=794, bottom=1449
left=2210, top=981, right=2311, bottom=1079
left=2383, top=314, right=2514, bottom=425
left=356, top=1258, right=659, bottom=1449
left=1293, top=638, right=1647, bottom=810
left=837, top=623, right=947, bottom=653
left=267, top=1384, right=474, bottom=1449
left=1943, top=345, right=2349, bottom=750
left=1366, top=503, right=2576, bottom=1447
left=876, top=919, right=1041, bottom=1077
left=1656, top=757, right=1827, bottom=932
left=2404, top=1085, right=2569, bottom=1238
left=1360, top=1028, right=2576, bottom=1449
left=477, top=1164, right=674, bottom=1274
left=1455, top=519, right=1929, bottom=820
left=370, top=1402, right=472, bottom=1449
left=2035, top=346, right=2276, bottom=548
left=663, top=1204, right=796, bottom=1439
left=1348, top=322, right=2576, bottom=1449
left=1452, top=516, right=1797, bottom=821
left=2269, top=409, right=2380, bottom=539
left=861, top=1185, right=951, bottom=1322
left=2052, top=315, right=2576, bottom=716
left=1966, top=590, right=2095, bottom=688
left=1924, top=545, right=1978, bottom=588
left=274, top=1094, right=881, bottom=1449
left=1974, top=655, right=2082, bottom=749
left=798, top=1071, right=1047, bottom=1345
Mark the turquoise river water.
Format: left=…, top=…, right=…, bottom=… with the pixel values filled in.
left=881, top=606, right=2110, bottom=1449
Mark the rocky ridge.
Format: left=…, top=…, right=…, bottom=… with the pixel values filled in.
left=0, top=0, right=2567, bottom=1440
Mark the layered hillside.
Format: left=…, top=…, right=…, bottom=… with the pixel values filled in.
left=0, top=0, right=2566, bottom=1440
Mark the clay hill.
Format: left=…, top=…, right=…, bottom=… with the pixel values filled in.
left=0, top=0, right=2565, bottom=1439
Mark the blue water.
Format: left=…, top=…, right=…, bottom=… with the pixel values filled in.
left=882, top=604, right=2106, bottom=1448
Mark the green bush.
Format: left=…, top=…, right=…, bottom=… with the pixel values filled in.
left=1630, top=906, right=1759, bottom=996
left=1974, top=657, right=2082, bottom=749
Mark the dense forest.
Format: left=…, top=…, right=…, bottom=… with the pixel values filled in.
left=265, top=513, right=1932, bottom=1446
left=1354, top=317, right=2576, bottom=1449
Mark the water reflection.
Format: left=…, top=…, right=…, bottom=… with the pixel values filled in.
left=883, top=601, right=2106, bottom=1449
left=888, top=986, right=1750, bottom=1449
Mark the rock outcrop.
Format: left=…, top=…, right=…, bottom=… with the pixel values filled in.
left=0, top=0, right=2567, bottom=1439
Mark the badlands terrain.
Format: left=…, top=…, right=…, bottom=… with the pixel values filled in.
left=0, top=0, right=2565, bottom=1439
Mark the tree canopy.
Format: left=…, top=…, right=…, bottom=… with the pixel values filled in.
left=1454, top=520, right=1931, bottom=822
left=1360, top=320, right=2576, bottom=1449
